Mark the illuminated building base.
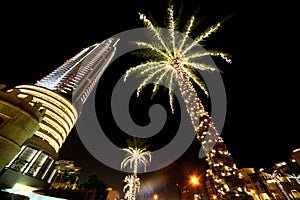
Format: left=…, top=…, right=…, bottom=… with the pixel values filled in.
left=0, top=84, right=77, bottom=191
left=15, top=84, right=78, bottom=153
left=0, top=84, right=45, bottom=172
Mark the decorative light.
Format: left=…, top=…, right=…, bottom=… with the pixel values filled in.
left=125, top=2, right=250, bottom=199
left=15, top=85, right=78, bottom=152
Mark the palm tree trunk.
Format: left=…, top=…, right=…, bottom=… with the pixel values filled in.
left=133, top=161, right=138, bottom=200
left=176, top=69, right=218, bottom=149
left=176, top=69, right=253, bottom=199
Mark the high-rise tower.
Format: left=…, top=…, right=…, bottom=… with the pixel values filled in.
left=15, top=38, right=119, bottom=152
left=35, top=38, right=119, bottom=114
left=0, top=37, right=119, bottom=190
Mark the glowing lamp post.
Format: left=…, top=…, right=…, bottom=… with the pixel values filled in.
left=190, top=175, right=201, bottom=199
left=190, top=175, right=200, bottom=186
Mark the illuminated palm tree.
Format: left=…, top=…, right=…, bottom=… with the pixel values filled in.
left=124, top=2, right=253, bottom=199
left=123, top=174, right=141, bottom=200
left=124, top=2, right=229, bottom=140
left=121, top=138, right=151, bottom=200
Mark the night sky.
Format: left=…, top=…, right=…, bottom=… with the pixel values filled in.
left=1, top=0, right=299, bottom=197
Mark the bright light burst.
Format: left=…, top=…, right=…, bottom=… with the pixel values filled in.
left=124, top=3, right=231, bottom=117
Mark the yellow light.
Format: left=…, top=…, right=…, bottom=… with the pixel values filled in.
left=46, top=109, right=71, bottom=133
left=43, top=116, right=68, bottom=139
left=223, top=184, right=229, bottom=191
left=39, top=123, right=63, bottom=146
left=35, top=131, right=60, bottom=152
left=15, top=84, right=78, bottom=152
left=16, top=85, right=78, bottom=121
left=190, top=175, right=199, bottom=185
left=293, top=148, right=300, bottom=153
left=154, top=193, right=158, bottom=200
left=22, top=91, right=75, bottom=126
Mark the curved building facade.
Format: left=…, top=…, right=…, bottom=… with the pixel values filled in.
left=14, top=84, right=78, bottom=153
left=0, top=84, right=45, bottom=172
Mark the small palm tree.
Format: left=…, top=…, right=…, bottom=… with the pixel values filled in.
left=121, top=137, right=151, bottom=200
left=123, top=174, right=141, bottom=200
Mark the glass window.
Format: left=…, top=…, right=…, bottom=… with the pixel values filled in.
left=10, top=146, right=38, bottom=172
left=27, top=152, right=49, bottom=177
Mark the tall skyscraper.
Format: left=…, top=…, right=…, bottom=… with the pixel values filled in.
left=0, top=37, right=119, bottom=190
left=35, top=38, right=119, bottom=114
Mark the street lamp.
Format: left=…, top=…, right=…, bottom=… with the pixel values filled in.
left=190, top=175, right=200, bottom=186
left=189, top=175, right=200, bottom=199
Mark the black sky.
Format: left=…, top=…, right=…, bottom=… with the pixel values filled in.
left=1, top=0, right=299, bottom=197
